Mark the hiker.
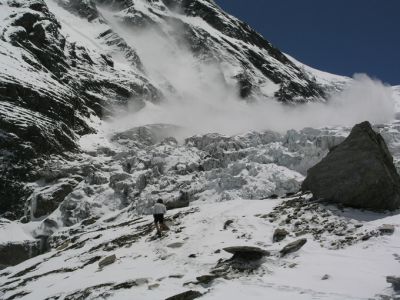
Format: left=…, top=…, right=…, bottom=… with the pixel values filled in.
left=153, top=199, right=168, bottom=236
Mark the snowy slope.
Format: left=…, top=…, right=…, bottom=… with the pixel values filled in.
left=0, top=199, right=398, bottom=299
left=285, top=53, right=352, bottom=94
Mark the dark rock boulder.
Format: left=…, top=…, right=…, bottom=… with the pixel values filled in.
left=223, top=246, right=270, bottom=260
left=378, top=224, right=395, bottom=235
left=302, top=121, right=400, bottom=211
left=98, top=254, right=116, bottom=269
left=280, top=238, right=307, bottom=257
left=165, top=191, right=190, bottom=210
left=196, top=274, right=217, bottom=285
left=165, top=290, right=202, bottom=300
left=220, top=246, right=270, bottom=271
left=273, top=228, right=288, bottom=243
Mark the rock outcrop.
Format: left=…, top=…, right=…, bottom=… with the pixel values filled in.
left=302, top=121, right=400, bottom=211
left=0, top=241, right=41, bottom=269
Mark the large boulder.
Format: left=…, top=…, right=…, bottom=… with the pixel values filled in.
left=302, top=121, right=400, bottom=211
left=223, top=246, right=270, bottom=260
left=222, top=246, right=270, bottom=270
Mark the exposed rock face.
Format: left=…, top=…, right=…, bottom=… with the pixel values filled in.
left=31, top=178, right=79, bottom=219
left=0, top=0, right=160, bottom=219
left=0, top=241, right=41, bottom=269
left=302, top=121, right=400, bottom=211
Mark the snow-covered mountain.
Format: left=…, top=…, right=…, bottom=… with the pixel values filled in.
left=0, top=0, right=336, bottom=219
left=1, top=1, right=400, bottom=299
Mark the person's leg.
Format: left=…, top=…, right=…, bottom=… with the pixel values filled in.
left=154, top=215, right=161, bottom=235
left=160, top=215, right=169, bottom=231
left=154, top=215, right=162, bottom=236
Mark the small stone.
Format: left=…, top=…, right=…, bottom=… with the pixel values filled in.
left=167, top=242, right=184, bottom=249
left=280, top=238, right=307, bottom=257
left=379, top=224, right=395, bottom=235
left=135, top=278, right=149, bottom=285
left=223, top=219, right=234, bottom=230
left=57, top=241, right=70, bottom=251
left=98, top=254, right=116, bottom=268
left=321, top=274, right=330, bottom=280
left=148, top=283, right=160, bottom=290
left=273, top=228, right=289, bottom=243
left=169, top=274, right=184, bottom=279
left=188, top=254, right=197, bottom=258
left=196, top=274, right=217, bottom=285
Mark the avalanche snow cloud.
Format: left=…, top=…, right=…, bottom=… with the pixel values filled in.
left=109, top=73, right=395, bottom=137
left=101, top=11, right=395, bottom=137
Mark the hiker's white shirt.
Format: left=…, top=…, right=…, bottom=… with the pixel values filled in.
left=153, top=203, right=167, bottom=214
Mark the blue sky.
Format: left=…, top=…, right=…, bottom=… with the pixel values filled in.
left=214, top=0, right=400, bottom=85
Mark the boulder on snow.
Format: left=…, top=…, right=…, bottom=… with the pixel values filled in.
left=98, top=254, right=116, bottom=268
left=378, top=224, right=395, bottom=236
left=280, top=238, right=307, bottom=257
left=302, top=121, right=400, bottom=211
left=219, top=246, right=269, bottom=271
left=223, top=246, right=270, bottom=260
left=165, top=290, right=202, bottom=300
left=165, top=191, right=190, bottom=210
left=196, top=274, right=218, bottom=285
left=273, top=228, right=289, bottom=243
